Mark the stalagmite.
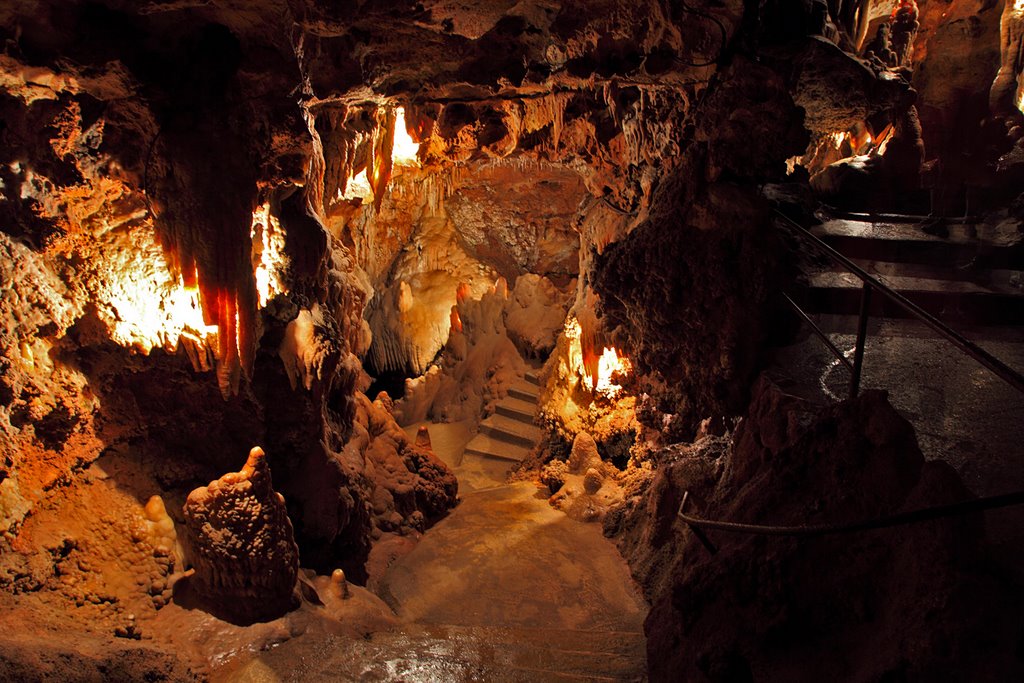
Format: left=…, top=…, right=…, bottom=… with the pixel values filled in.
left=181, top=447, right=300, bottom=624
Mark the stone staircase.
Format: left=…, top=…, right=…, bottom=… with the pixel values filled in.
left=773, top=208, right=1024, bottom=500
left=793, top=213, right=1024, bottom=325
left=461, top=369, right=544, bottom=476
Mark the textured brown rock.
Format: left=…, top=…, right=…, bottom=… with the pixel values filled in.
left=780, top=36, right=912, bottom=135
left=568, top=431, right=601, bottom=474
left=593, top=162, right=786, bottom=439
left=182, top=447, right=300, bottom=624
left=608, top=379, right=1021, bottom=682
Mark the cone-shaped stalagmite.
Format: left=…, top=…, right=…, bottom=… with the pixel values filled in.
left=182, top=447, right=300, bottom=624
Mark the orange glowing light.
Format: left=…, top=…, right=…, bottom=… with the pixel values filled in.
left=105, top=206, right=287, bottom=364
left=339, top=106, right=420, bottom=205
left=563, top=317, right=632, bottom=398
left=392, top=107, right=421, bottom=167
left=250, top=202, right=288, bottom=308
left=594, top=346, right=632, bottom=398
left=109, top=277, right=218, bottom=352
left=340, top=169, right=374, bottom=201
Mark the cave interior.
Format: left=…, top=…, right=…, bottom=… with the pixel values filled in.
left=1, top=0, right=1023, bottom=681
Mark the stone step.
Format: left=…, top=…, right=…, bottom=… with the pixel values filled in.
left=494, top=395, right=538, bottom=423
left=524, top=368, right=543, bottom=386
left=846, top=258, right=1023, bottom=288
left=795, top=268, right=1024, bottom=325
left=808, top=218, right=1023, bottom=270
left=508, top=380, right=540, bottom=403
left=478, top=413, right=544, bottom=449
left=463, top=433, right=532, bottom=462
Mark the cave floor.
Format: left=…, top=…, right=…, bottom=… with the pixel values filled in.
left=225, top=420, right=647, bottom=682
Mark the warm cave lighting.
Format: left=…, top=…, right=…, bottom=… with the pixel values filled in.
left=340, top=106, right=420, bottom=203
left=564, top=317, right=632, bottom=399
left=341, top=169, right=374, bottom=201
left=250, top=202, right=288, bottom=308
left=108, top=207, right=286, bottom=358
left=594, top=346, right=632, bottom=399
left=392, top=107, right=421, bottom=167
left=107, top=261, right=218, bottom=354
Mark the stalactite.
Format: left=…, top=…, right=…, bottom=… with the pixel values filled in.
left=369, top=108, right=396, bottom=212
left=304, top=107, right=328, bottom=224
left=522, top=93, right=570, bottom=152
left=890, top=0, right=920, bottom=68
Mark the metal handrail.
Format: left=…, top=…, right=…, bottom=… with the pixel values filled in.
left=677, top=490, right=1024, bottom=555
left=775, top=209, right=1024, bottom=397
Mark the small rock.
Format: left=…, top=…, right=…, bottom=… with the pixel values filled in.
left=568, top=431, right=601, bottom=474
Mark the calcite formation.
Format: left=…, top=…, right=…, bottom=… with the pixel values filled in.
left=394, top=279, right=526, bottom=425
left=181, top=447, right=299, bottom=624
left=0, top=0, right=1021, bottom=678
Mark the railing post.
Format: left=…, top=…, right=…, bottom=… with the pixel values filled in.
left=849, top=282, right=872, bottom=399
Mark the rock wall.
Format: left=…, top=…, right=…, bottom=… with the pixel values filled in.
left=592, top=59, right=806, bottom=440
left=606, top=378, right=1023, bottom=682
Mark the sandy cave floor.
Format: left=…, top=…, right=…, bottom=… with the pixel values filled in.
left=0, top=417, right=647, bottom=681
left=221, top=419, right=647, bottom=682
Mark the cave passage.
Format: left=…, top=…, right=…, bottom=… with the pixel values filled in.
left=2, top=0, right=1024, bottom=681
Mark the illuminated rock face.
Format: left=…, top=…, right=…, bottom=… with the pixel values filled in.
left=182, top=447, right=299, bottom=624
left=0, top=0, right=1020, bottom=678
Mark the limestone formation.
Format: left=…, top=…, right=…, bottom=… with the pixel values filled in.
left=0, top=0, right=1020, bottom=679
left=181, top=447, right=300, bottom=624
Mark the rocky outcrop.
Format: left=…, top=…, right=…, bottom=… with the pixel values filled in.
left=607, top=378, right=1023, bottom=682
left=350, top=392, right=458, bottom=535
left=182, top=447, right=300, bottom=625
left=504, top=273, right=576, bottom=359
left=394, top=280, right=526, bottom=425
left=546, top=430, right=626, bottom=522
left=593, top=165, right=785, bottom=440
